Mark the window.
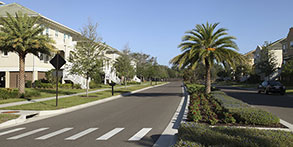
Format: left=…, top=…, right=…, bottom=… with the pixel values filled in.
left=290, top=41, right=293, bottom=47
left=283, top=44, right=286, bottom=50
left=64, top=33, right=66, bottom=42
left=39, top=53, right=44, bottom=60
left=46, top=27, right=49, bottom=36
left=55, top=30, right=58, bottom=37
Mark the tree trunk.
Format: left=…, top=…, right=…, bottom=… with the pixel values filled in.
left=86, top=75, right=89, bottom=97
left=205, top=61, right=211, bottom=94
left=124, top=77, right=127, bottom=88
left=19, top=54, right=25, bottom=95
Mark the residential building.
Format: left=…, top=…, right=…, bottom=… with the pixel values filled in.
left=0, top=3, right=88, bottom=88
left=253, top=38, right=285, bottom=80
left=281, top=27, right=293, bottom=64
left=0, top=3, right=139, bottom=88
left=244, top=50, right=255, bottom=67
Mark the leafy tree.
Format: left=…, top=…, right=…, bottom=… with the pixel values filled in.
left=130, top=52, right=155, bottom=82
left=0, top=12, right=55, bottom=95
left=254, top=43, right=277, bottom=79
left=170, top=22, right=244, bottom=94
left=281, top=59, right=293, bottom=84
left=68, top=20, right=106, bottom=97
left=113, top=47, right=135, bottom=87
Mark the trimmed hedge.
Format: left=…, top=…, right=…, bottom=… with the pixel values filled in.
left=212, top=91, right=280, bottom=126
left=0, top=88, right=19, bottom=99
left=230, top=108, right=279, bottom=126
left=185, top=84, right=280, bottom=126
left=186, top=84, right=205, bottom=94
left=175, top=122, right=293, bottom=147
left=0, top=88, right=41, bottom=99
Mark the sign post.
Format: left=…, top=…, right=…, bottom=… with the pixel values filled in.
left=109, top=82, right=116, bottom=96
left=50, top=53, right=66, bottom=107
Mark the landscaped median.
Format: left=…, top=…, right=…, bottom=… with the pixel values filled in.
left=174, top=83, right=293, bottom=147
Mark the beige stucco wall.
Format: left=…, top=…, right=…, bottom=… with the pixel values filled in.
left=271, top=50, right=283, bottom=68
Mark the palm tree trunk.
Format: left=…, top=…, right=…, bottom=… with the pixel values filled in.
left=19, top=55, right=25, bottom=95
left=205, top=61, right=211, bottom=94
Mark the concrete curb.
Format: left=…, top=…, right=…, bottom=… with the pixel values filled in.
left=0, top=83, right=169, bottom=129
left=153, top=84, right=189, bottom=147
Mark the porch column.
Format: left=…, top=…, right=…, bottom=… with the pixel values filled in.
left=5, top=71, right=10, bottom=88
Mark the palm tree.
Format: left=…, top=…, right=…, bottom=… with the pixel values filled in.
left=170, top=22, right=244, bottom=94
left=0, top=12, right=55, bottom=95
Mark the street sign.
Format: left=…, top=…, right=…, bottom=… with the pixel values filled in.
left=50, top=54, right=66, bottom=70
left=52, top=71, right=63, bottom=77
left=49, top=53, right=66, bottom=107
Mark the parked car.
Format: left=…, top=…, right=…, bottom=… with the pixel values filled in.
left=257, top=81, right=286, bottom=95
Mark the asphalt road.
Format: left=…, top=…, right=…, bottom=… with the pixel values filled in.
left=219, top=86, right=293, bottom=124
left=0, top=82, right=183, bottom=147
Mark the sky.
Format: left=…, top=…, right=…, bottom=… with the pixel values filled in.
left=3, top=0, right=293, bottom=66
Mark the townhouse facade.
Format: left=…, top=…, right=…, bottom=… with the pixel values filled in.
left=281, top=27, right=293, bottom=64
left=0, top=3, right=140, bottom=89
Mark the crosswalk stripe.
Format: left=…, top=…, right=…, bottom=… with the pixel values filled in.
left=0, top=128, right=26, bottom=136
left=96, top=128, right=124, bottom=140
left=65, top=128, right=98, bottom=140
left=7, top=128, right=49, bottom=140
left=35, top=128, right=73, bottom=140
left=128, top=128, right=152, bottom=141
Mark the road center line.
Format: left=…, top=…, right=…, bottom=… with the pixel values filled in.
left=128, top=128, right=152, bottom=141
left=96, top=128, right=124, bottom=140
left=65, top=128, right=98, bottom=140
left=7, top=128, right=49, bottom=140
left=0, top=128, right=25, bottom=136
left=35, top=128, right=73, bottom=140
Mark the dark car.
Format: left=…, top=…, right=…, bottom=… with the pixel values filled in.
left=257, top=81, right=286, bottom=95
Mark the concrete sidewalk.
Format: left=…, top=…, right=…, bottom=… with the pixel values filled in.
left=0, top=84, right=143, bottom=109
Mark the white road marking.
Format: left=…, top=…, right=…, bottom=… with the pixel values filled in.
left=0, top=128, right=26, bottom=136
left=96, top=128, right=124, bottom=140
left=7, top=128, right=49, bottom=140
left=128, top=128, right=152, bottom=141
left=65, top=128, right=98, bottom=140
left=35, top=128, right=73, bottom=140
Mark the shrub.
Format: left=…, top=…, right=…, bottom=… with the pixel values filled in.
left=186, top=84, right=205, bottom=94
left=89, top=81, right=102, bottom=89
left=32, top=80, right=54, bottom=89
left=177, top=122, right=293, bottom=147
left=23, top=90, right=41, bottom=98
left=59, top=83, right=72, bottom=89
left=231, top=108, right=280, bottom=126
left=73, top=84, right=82, bottom=89
left=127, top=81, right=141, bottom=85
left=187, top=94, right=202, bottom=122
left=212, top=91, right=280, bottom=126
left=25, top=80, right=32, bottom=88
left=0, top=88, right=19, bottom=99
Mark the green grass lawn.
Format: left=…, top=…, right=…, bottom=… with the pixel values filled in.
left=0, top=86, right=110, bottom=105
left=286, top=86, right=293, bottom=95
left=214, top=81, right=257, bottom=88
left=0, top=114, right=19, bottom=124
left=0, top=83, right=164, bottom=111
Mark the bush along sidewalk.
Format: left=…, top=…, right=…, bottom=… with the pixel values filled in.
left=175, top=83, right=291, bottom=147
left=175, top=123, right=293, bottom=147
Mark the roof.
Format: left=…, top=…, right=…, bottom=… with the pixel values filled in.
left=244, top=50, right=255, bottom=56
left=0, top=3, right=80, bottom=37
